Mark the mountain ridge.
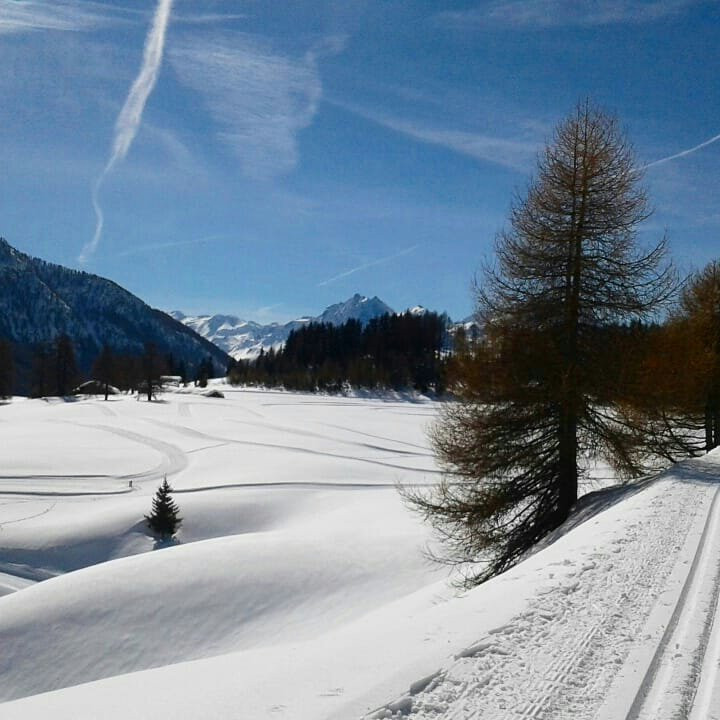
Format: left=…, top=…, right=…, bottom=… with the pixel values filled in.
left=0, top=238, right=231, bottom=390
left=171, top=293, right=396, bottom=360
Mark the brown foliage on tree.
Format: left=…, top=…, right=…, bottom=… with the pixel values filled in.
left=680, top=262, right=720, bottom=450
left=405, top=102, right=676, bottom=586
left=626, top=262, right=720, bottom=458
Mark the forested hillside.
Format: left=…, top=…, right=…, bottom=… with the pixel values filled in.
left=0, top=239, right=229, bottom=393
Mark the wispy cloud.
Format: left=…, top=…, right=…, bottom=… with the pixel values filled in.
left=80, top=0, right=174, bottom=264
left=116, top=234, right=227, bottom=258
left=644, top=131, right=720, bottom=169
left=332, top=100, right=538, bottom=171
left=170, top=33, right=345, bottom=180
left=0, top=0, right=115, bottom=33
left=172, top=12, right=247, bottom=26
left=437, top=0, right=698, bottom=29
left=317, top=245, right=421, bottom=287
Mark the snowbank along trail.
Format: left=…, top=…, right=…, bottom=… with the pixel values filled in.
left=369, top=458, right=720, bottom=720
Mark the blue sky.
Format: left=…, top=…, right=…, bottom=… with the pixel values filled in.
left=1, top=0, right=718, bottom=322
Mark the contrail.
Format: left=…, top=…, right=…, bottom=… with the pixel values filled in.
left=115, top=234, right=227, bottom=258
left=644, top=131, right=720, bottom=170
left=80, top=0, right=174, bottom=263
left=317, top=245, right=420, bottom=287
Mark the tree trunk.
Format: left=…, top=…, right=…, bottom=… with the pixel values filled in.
left=705, top=405, right=714, bottom=452
left=558, top=406, right=578, bottom=516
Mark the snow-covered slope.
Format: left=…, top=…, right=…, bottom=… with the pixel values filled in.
left=2, top=392, right=720, bottom=719
left=171, top=294, right=395, bottom=359
left=0, top=390, right=445, bottom=706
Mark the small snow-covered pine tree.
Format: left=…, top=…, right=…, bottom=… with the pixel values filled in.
left=146, top=477, right=182, bottom=540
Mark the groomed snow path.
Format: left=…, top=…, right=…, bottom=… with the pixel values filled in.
left=370, top=457, right=720, bottom=720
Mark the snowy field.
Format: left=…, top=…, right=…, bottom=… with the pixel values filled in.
left=0, top=388, right=719, bottom=719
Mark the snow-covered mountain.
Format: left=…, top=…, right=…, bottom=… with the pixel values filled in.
left=314, top=294, right=394, bottom=326
left=172, top=294, right=395, bottom=360
left=168, top=313, right=311, bottom=361
left=0, top=238, right=230, bottom=386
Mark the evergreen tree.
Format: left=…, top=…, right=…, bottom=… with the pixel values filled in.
left=30, top=342, right=53, bottom=398
left=92, top=344, right=115, bottom=401
left=146, top=477, right=182, bottom=540
left=195, top=356, right=213, bottom=388
left=54, top=333, right=78, bottom=397
left=113, top=354, right=141, bottom=393
left=406, top=102, right=676, bottom=586
left=0, top=339, right=14, bottom=399
left=141, top=342, right=162, bottom=401
left=177, top=360, right=188, bottom=386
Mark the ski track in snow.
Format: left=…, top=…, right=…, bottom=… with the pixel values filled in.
left=140, top=418, right=442, bottom=475
left=313, top=421, right=431, bottom=451
left=621, top=484, right=720, bottom=720
left=80, top=423, right=189, bottom=481
left=0, top=501, right=56, bottom=528
left=174, top=480, right=437, bottom=494
left=224, top=418, right=434, bottom=457
left=45, top=399, right=119, bottom=418
left=95, top=403, right=118, bottom=417
left=369, top=476, right=719, bottom=720
left=0, top=397, right=437, bottom=500
left=0, top=422, right=188, bottom=495
left=182, top=399, right=266, bottom=419
left=691, top=559, right=720, bottom=720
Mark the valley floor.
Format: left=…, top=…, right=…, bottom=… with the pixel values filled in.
left=0, top=388, right=718, bottom=718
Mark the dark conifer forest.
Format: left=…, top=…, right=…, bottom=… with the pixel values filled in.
left=228, top=311, right=451, bottom=394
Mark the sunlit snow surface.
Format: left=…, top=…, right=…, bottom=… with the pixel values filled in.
left=1, top=388, right=719, bottom=719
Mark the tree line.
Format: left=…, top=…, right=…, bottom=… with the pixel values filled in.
left=0, top=334, right=218, bottom=400
left=227, top=311, right=450, bottom=393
